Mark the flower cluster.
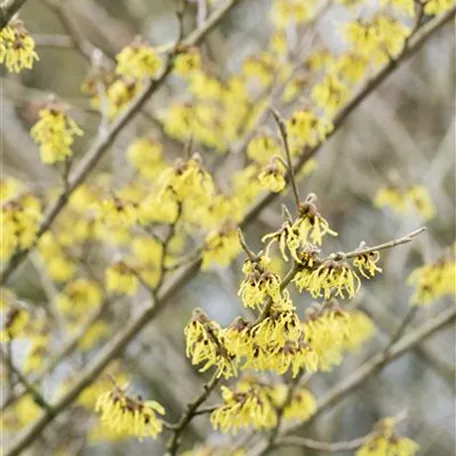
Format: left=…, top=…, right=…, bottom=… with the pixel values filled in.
left=1, top=193, right=41, bottom=260
left=407, top=250, right=455, bottom=306
left=185, top=309, right=237, bottom=378
left=238, top=256, right=281, bottom=309
left=210, top=376, right=317, bottom=435
left=116, top=38, right=163, bottom=80
left=375, top=185, right=435, bottom=221
left=30, top=104, right=83, bottom=164
left=95, top=385, right=165, bottom=440
left=356, top=417, right=419, bottom=456
left=0, top=19, right=38, bottom=73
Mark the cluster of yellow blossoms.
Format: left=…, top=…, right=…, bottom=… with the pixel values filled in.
left=357, top=417, right=419, bottom=456
left=211, top=376, right=316, bottom=434
left=30, top=103, right=84, bottom=164
left=0, top=19, right=38, bottom=72
left=95, top=385, right=165, bottom=440
left=375, top=184, right=436, bottom=221
left=407, top=248, right=455, bottom=306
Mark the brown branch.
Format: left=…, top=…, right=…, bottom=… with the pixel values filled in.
left=270, top=108, right=301, bottom=212
left=166, top=372, right=220, bottom=455
left=0, top=0, right=28, bottom=29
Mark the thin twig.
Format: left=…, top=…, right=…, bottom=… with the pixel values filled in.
left=332, top=227, right=427, bottom=261
left=166, top=372, right=220, bottom=455
left=270, top=108, right=301, bottom=212
left=0, top=0, right=28, bottom=29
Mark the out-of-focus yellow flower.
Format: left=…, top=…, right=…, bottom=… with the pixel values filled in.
left=406, top=185, right=436, bottom=221
left=0, top=20, right=38, bottom=73
left=30, top=105, right=83, bottom=164
left=258, top=160, right=286, bottom=193
left=424, top=0, right=454, bottom=15
left=0, top=306, right=30, bottom=342
left=96, top=387, right=165, bottom=440
left=57, top=279, right=103, bottom=320
left=78, top=321, right=110, bottom=351
left=247, top=134, right=281, bottom=165
left=174, top=48, right=201, bottom=78
left=286, top=109, right=333, bottom=149
left=270, top=384, right=317, bottom=422
left=1, top=193, right=41, bottom=260
left=311, top=75, right=350, bottom=114
left=357, top=417, right=419, bottom=456
left=127, top=137, right=166, bottom=179
left=407, top=251, right=455, bottom=306
left=116, top=38, right=163, bottom=80
left=270, top=0, right=317, bottom=28
left=105, top=261, right=139, bottom=296
left=0, top=395, right=41, bottom=431
left=201, top=221, right=241, bottom=270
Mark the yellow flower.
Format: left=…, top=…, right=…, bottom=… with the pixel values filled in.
left=57, top=279, right=103, bottom=320
left=270, top=0, right=317, bottom=28
left=0, top=395, right=41, bottom=430
left=174, top=48, right=201, bottom=77
left=30, top=105, right=83, bottom=164
left=0, top=177, right=23, bottom=203
left=271, top=338, right=319, bottom=377
left=105, top=261, right=139, bottom=296
left=0, top=20, right=38, bottom=73
left=353, top=251, right=383, bottom=278
left=406, top=185, right=435, bottom=221
left=270, top=384, right=317, bottom=422
left=311, top=75, right=350, bottom=114
left=258, top=161, right=286, bottom=193
left=127, top=137, right=165, bottom=179
left=357, top=417, right=419, bottom=456
left=238, top=257, right=282, bottom=309
left=424, top=0, right=454, bottom=15
left=331, top=53, right=369, bottom=84
left=159, top=156, right=215, bottom=205
left=78, top=321, right=110, bottom=351
left=294, top=259, right=361, bottom=300
left=0, top=307, right=30, bottom=342
left=24, top=334, right=49, bottom=373
left=37, top=232, right=76, bottom=282
left=201, top=221, right=241, bottom=270
left=286, top=109, right=333, bottom=149
left=116, top=38, right=163, bottom=80
left=95, top=387, right=165, bottom=440
left=343, top=310, right=375, bottom=351
left=0, top=288, right=15, bottom=311
left=185, top=309, right=237, bottom=378
left=210, top=384, right=277, bottom=435
left=407, top=252, right=455, bottom=306
left=1, top=193, right=41, bottom=260
left=247, top=134, right=281, bottom=165
left=96, top=196, right=138, bottom=228
left=251, top=291, right=301, bottom=350
left=303, top=308, right=349, bottom=371
left=374, top=186, right=407, bottom=213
